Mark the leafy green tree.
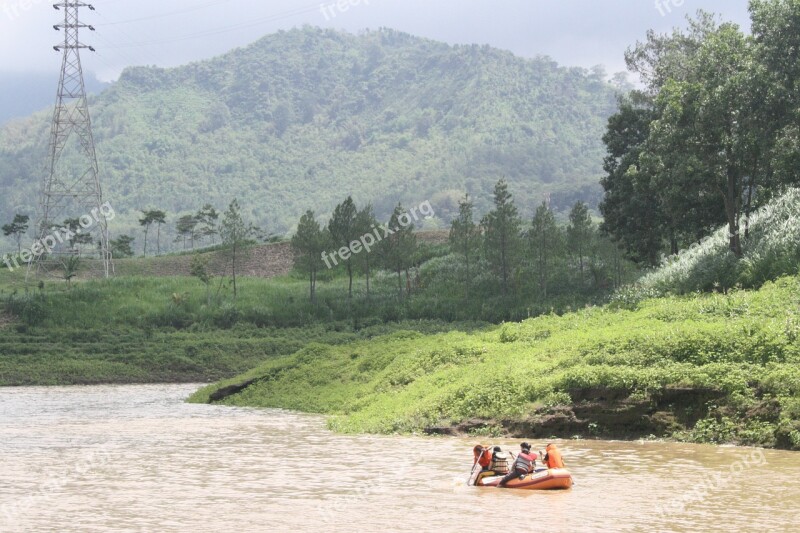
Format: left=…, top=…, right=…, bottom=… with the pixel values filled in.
left=138, top=211, right=152, bottom=257
left=291, top=210, right=328, bottom=303
left=600, top=94, right=666, bottom=265
left=567, top=202, right=594, bottom=283
left=200, top=102, right=231, bottom=133
left=650, top=24, right=756, bottom=257
left=594, top=235, right=628, bottom=291
left=624, top=11, right=719, bottom=95
left=328, top=196, right=359, bottom=298
left=606, top=13, right=768, bottom=262
left=750, top=0, right=800, bottom=192
left=2, top=214, right=29, bottom=254
left=219, top=199, right=255, bottom=300
left=380, top=204, right=417, bottom=298
left=110, top=234, right=135, bottom=258
left=448, top=194, right=481, bottom=295
left=609, top=14, right=725, bottom=262
left=481, top=179, right=522, bottom=295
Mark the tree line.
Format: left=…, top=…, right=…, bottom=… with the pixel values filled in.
left=291, top=179, right=634, bottom=315
left=447, top=180, right=628, bottom=305
left=2, top=200, right=258, bottom=302
left=291, top=198, right=417, bottom=303
left=601, top=1, right=800, bottom=266
left=1, top=203, right=223, bottom=262
left=134, top=203, right=221, bottom=258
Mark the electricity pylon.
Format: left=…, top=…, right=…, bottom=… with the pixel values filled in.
left=31, top=1, right=111, bottom=279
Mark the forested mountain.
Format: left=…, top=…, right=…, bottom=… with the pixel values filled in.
left=0, top=27, right=620, bottom=248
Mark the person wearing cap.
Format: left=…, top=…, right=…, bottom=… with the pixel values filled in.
left=498, top=442, right=538, bottom=487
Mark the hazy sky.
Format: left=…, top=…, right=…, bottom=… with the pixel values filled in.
left=0, top=0, right=752, bottom=81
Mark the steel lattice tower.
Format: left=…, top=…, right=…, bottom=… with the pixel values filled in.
left=32, top=1, right=111, bottom=278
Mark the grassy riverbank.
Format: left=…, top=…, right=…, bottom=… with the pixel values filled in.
left=0, top=271, right=483, bottom=385
left=190, top=276, right=800, bottom=450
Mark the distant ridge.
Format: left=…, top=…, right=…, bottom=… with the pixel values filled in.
left=0, top=27, right=619, bottom=252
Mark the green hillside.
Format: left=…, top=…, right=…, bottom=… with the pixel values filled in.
left=0, top=27, right=619, bottom=251
left=191, top=276, right=800, bottom=450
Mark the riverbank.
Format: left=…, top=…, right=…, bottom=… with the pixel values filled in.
left=190, top=276, right=800, bottom=450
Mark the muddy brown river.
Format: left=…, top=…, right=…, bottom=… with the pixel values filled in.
left=1, top=384, right=798, bottom=532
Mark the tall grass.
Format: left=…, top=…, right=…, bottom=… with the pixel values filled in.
left=639, top=188, right=800, bottom=294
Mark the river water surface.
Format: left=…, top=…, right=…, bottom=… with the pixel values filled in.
left=1, top=384, right=799, bottom=532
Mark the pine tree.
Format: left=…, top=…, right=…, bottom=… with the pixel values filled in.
left=354, top=205, right=378, bottom=296
left=529, top=201, right=561, bottom=299
left=196, top=204, right=219, bottom=245
left=328, top=196, right=359, bottom=298
left=481, top=179, right=522, bottom=295
left=219, top=199, right=255, bottom=300
left=380, top=204, right=417, bottom=298
left=567, top=202, right=593, bottom=286
left=175, top=215, right=199, bottom=250
left=291, top=210, right=328, bottom=303
left=449, top=194, right=481, bottom=297
left=2, top=214, right=30, bottom=254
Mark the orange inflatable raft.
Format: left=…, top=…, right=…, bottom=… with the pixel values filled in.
left=474, top=468, right=573, bottom=490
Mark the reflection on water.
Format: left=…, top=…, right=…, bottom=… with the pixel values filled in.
left=1, top=384, right=799, bottom=532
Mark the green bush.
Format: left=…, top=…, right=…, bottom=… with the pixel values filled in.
left=3, top=294, right=48, bottom=326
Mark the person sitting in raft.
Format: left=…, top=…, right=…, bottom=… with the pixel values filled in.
left=541, top=443, right=565, bottom=469
left=498, top=442, right=537, bottom=486
left=473, top=444, right=493, bottom=471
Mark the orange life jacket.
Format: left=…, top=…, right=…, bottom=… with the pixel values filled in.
left=473, top=445, right=492, bottom=468
left=544, top=444, right=565, bottom=468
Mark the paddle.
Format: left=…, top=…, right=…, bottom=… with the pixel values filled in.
left=467, top=445, right=491, bottom=486
left=467, top=457, right=483, bottom=486
left=468, top=444, right=499, bottom=486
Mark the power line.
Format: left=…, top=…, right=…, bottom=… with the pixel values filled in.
left=96, top=0, right=235, bottom=26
